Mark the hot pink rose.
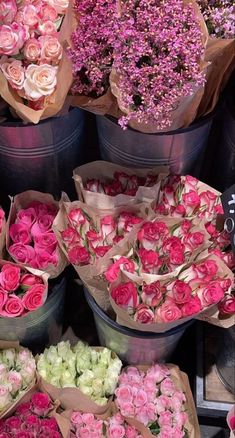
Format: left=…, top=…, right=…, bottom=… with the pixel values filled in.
left=34, top=232, right=57, bottom=254
left=85, top=179, right=102, bottom=193
left=15, top=401, right=30, bottom=416
left=61, top=227, right=80, bottom=246
left=199, top=190, right=218, bottom=212
left=40, top=417, right=58, bottom=430
left=28, top=201, right=56, bottom=216
left=67, top=245, right=90, bottom=266
left=105, top=257, right=135, bottom=282
left=0, top=294, right=24, bottom=317
left=171, top=205, right=186, bottom=217
left=0, top=288, right=7, bottom=310
left=35, top=247, right=58, bottom=269
left=138, top=249, right=161, bottom=273
left=118, top=212, right=142, bottom=233
left=0, top=56, right=25, bottom=89
left=162, top=236, right=184, bottom=253
left=4, top=416, right=21, bottom=433
left=0, top=0, right=17, bottom=24
left=86, top=230, right=103, bottom=248
left=31, top=214, right=54, bottom=236
left=134, top=304, right=154, bottom=324
left=104, top=180, right=122, bottom=196
left=138, top=221, right=169, bottom=249
left=10, top=223, right=31, bottom=245
left=23, top=38, right=41, bottom=62
left=0, top=23, right=27, bottom=55
left=218, top=295, right=235, bottom=316
left=20, top=273, right=43, bottom=286
left=169, top=248, right=185, bottom=266
left=182, top=190, right=200, bottom=211
left=16, top=208, right=37, bottom=228
left=40, top=35, right=62, bottom=65
left=31, top=392, right=51, bottom=416
left=156, top=300, right=182, bottom=323
left=111, top=282, right=139, bottom=309
left=194, top=259, right=218, bottom=279
left=0, top=264, right=21, bottom=291
left=68, top=208, right=87, bottom=227
left=183, top=231, right=205, bottom=250
left=101, top=215, right=116, bottom=238
left=24, top=414, right=40, bottom=430
left=142, top=281, right=163, bottom=306
left=93, top=246, right=111, bottom=258
left=170, top=280, right=192, bottom=304
left=22, top=284, right=46, bottom=311
left=198, top=281, right=224, bottom=306
left=160, top=377, right=176, bottom=396
left=181, top=296, right=202, bottom=317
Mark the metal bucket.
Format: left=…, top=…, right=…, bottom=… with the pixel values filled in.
left=96, top=113, right=214, bottom=176
left=84, top=288, right=192, bottom=364
left=0, top=276, right=66, bottom=353
left=0, top=108, right=85, bottom=199
left=216, top=325, right=235, bottom=394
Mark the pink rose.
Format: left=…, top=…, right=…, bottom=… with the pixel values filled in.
left=125, top=425, right=140, bottom=438
left=158, top=410, right=173, bottom=427
left=118, top=212, right=142, bottom=233
left=184, top=175, right=198, bottom=190
left=120, top=367, right=142, bottom=386
left=198, top=281, right=224, bottom=307
left=194, top=259, right=218, bottom=279
left=20, top=273, right=43, bottom=286
left=93, top=246, right=111, bottom=258
left=105, top=257, right=135, bottom=282
left=108, top=424, right=125, bottom=438
left=182, top=190, right=200, bottom=211
left=34, top=232, right=57, bottom=254
left=82, top=413, right=95, bottom=425
left=158, top=425, right=184, bottom=438
left=38, top=20, right=57, bottom=35
left=134, top=304, right=154, bottom=324
left=142, top=281, right=163, bottom=307
left=22, top=284, right=46, bottom=311
left=138, top=249, right=161, bottom=274
left=0, top=294, right=24, bottom=317
left=23, top=38, right=41, bottom=62
left=0, top=0, right=17, bottom=24
left=111, top=282, right=139, bottom=309
left=0, top=57, right=25, bottom=89
left=16, top=208, right=37, bottom=228
left=160, top=377, right=176, bottom=396
left=115, top=385, right=133, bottom=404
left=31, top=392, right=51, bottom=416
left=61, top=227, right=80, bottom=246
left=146, top=364, right=170, bottom=383
left=170, top=280, right=192, bottom=304
left=0, top=288, right=7, bottom=310
left=38, top=4, right=58, bottom=22
left=4, top=416, right=21, bottom=433
left=199, top=190, right=218, bottom=212
left=0, top=23, right=27, bottom=55
left=169, top=390, right=186, bottom=412
left=67, top=245, right=90, bottom=266
left=104, top=180, right=122, bottom=196
left=0, top=264, right=21, bottom=291
left=35, top=247, right=58, bottom=269
left=181, top=296, right=202, bottom=317
left=170, top=205, right=186, bottom=217
left=71, top=412, right=83, bottom=425
left=183, top=231, right=205, bottom=250
left=40, top=35, right=62, bottom=65
left=31, top=214, right=54, bottom=236
left=156, top=300, right=182, bottom=323
left=101, top=215, right=116, bottom=238
left=173, top=411, right=188, bottom=428
left=10, top=223, right=31, bottom=245
left=24, top=64, right=57, bottom=101
left=68, top=208, right=87, bottom=227
left=133, top=389, right=148, bottom=407
left=7, top=371, right=22, bottom=392
left=162, top=236, right=184, bottom=253
left=21, top=5, right=38, bottom=28
left=218, top=295, right=235, bottom=316
left=136, top=403, right=156, bottom=425
left=40, top=417, right=58, bottom=430
left=86, top=230, right=103, bottom=248
left=138, top=221, right=169, bottom=250
left=154, top=395, right=171, bottom=414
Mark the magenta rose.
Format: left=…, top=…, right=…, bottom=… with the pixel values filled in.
left=169, top=249, right=185, bottom=266
left=198, top=281, right=224, bottom=306
left=24, top=415, right=40, bottom=431
left=134, top=304, right=154, bottom=324
left=104, top=180, right=122, bottom=196
left=156, top=300, right=182, bottom=323
left=0, top=264, right=21, bottom=291
left=14, top=432, right=31, bottom=438
left=138, top=221, right=169, bottom=249
left=142, top=281, right=163, bottom=307
left=67, top=245, right=90, bottom=266
left=28, top=201, right=57, bottom=216
left=15, top=402, right=31, bottom=417
left=138, top=249, right=161, bottom=273
left=111, top=282, right=139, bottom=309
left=20, top=274, right=43, bottom=287
left=181, top=296, right=202, bottom=317
left=34, top=232, right=57, bottom=254
left=0, top=288, right=7, bottom=310
left=4, top=416, right=21, bottom=433
left=162, top=236, right=184, bottom=253
left=22, top=284, right=46, bottom=311
left=0, top=294, right=24, bottom=317
left=61, top=227, right=80, bottom=246
left=170, top=280, right=192, bottom=304
left=16, top=208, right=36, bottom=228
left=35, top=248, right=58, bottom=269
left=31, top=392, right=51, bottom=416
left=40, top=417, right=58, bottom=430
left=9, top=223, right=31, bottom=245
left=218, top=295, right=235, bottom=316
left=9, top=244, right=35, bottom=264
left=93, top=246, right=111, bottom=258
left=105, top=257, right=135, bottom=282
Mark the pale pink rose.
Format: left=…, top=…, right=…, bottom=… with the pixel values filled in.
left=0, top=0, right=17, bottom=24
left=136, top=403, right=156, bottom=425
left=115, top=385, right=133, bottom=404
left=158, top=425, right=184, bottom=438
left=119, top=402, right=135, bottom=418
left=35, top=247, right=58, bottom=268
left=160, top=377, right=176, bottom=396
left=0, top=364, right=7, bottom=376
left=133, top=389, right=148, bottom=407
left=9, top=223, right=31, bottom=245
left=82, top=413, right=95, bottom=425
left=47, top=0, right=69, bottom=14
left=39, top=35, right=62, bottom=64
left=0, top=294, right=24, bottom=317
left=23, top=38, right=41, bottom=62
left=34, top=232, right=57, bottom=254
left=134, top=304, right=154, bottom=324
left=146, top=364, right=170, bottom=383
left=154, top=395, right=171, bottom=414
left=0, top=264, right=21, bottom=291
left=71, top=412, right=83, bottom=425
left=24, top=64, right=57, bottom=100
left=9, top=243, right=35, bottom=264
left=38, top=3, right=58, bottom=22
left=38, top=20, right=57, bottom=35
left=124, top=367, right=142, bottom=385
left=158, top=410, right=173, bottom=427
left=7, top=370, right=22, bottom=392
left=21, top=5, right=39, bottom=28
left=156, top=300, right=182, bottom=323
left=0, top=387, right=11, bottom=411
left=0, top=23, right=27, bottom=55
left=169, top=391, right=186, bottom=412
left=0, top=56, right=25, bottom=89
left=108, top=424, right=125, bottom=438
left=173, top=411, right=188, bottom=428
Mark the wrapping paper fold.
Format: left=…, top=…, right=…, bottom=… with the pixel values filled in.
left=6, top=191, right=68, bottom=278
left=0, top=214, right=6, bottom=258
left=73, top=161, right=169, bottom=208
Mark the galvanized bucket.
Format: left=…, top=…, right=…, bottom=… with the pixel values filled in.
left=96, top=113, right=214, bottom=176
left=0, top=276, right=66, bottom=353
left=84, top=288, right=192, bottom=364
left=216, top=325, right=235, bottom=394
left=0, top=108, right=85, bottom=199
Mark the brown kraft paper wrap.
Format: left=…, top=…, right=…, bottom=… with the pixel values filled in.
left=6, top=191, right=68, bottom=278
left=0, top=341, right=37, bottom=419
left=73, top=161, right=169, bottom=208
left=0, top=215, right=6, bottom=258
left=37, top=347, right=119, bottom=414
left=108, top=254, right=234, bottom=333
left=0, top=7, right=73, bottom=125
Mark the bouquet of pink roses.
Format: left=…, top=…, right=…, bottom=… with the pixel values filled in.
left=0, top=0, right=72, bottom=123
left=0, top=261, right=48, bottom=318
left=6, top=191, right=67, bottom=278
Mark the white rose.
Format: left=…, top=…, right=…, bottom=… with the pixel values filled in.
left=93, top=397, right=108, bottom=406
left=78, top=384, right=93, bottom=397
left=57, top=341, right=71, bottom=360
left=1, top=349, right=15, bottom=368
left=0, top=364, right=7, bottom=378
left=24, top=64, right=57, bottom=101
left=92, top=378, right=104, bottom=397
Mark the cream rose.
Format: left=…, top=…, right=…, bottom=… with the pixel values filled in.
left=23, top=38, right=41, bottom=62
left=47, top=0, right=69, bottom=14
left=24, top=63, right=57, bottom=100
left=0, top=56, right=25, bottom=89
left=40, top=35, right=62, bottom=64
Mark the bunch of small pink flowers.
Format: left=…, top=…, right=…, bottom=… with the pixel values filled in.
left=0, top=0, right=68, bottom=110
left=115, top=365, right=189, bottom=437
left=197, top=0, right=234, bottom=39
left=0, top=392, right=62, bottom=438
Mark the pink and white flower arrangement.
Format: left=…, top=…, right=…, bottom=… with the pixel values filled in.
left=0, top=262, right=47, bottom=318
left=115, top=365, right=189, bottom=437
left=197, top=0, right=235, bottom=39
left=0, top=391, right=62, bottom=436
left=0, top=0, right=68, bottom=111
left=0, top=347, right=36, bottom=414
left=108, top=255, right=233, bottom=324
left=8, top=200, right=60, bottom=272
